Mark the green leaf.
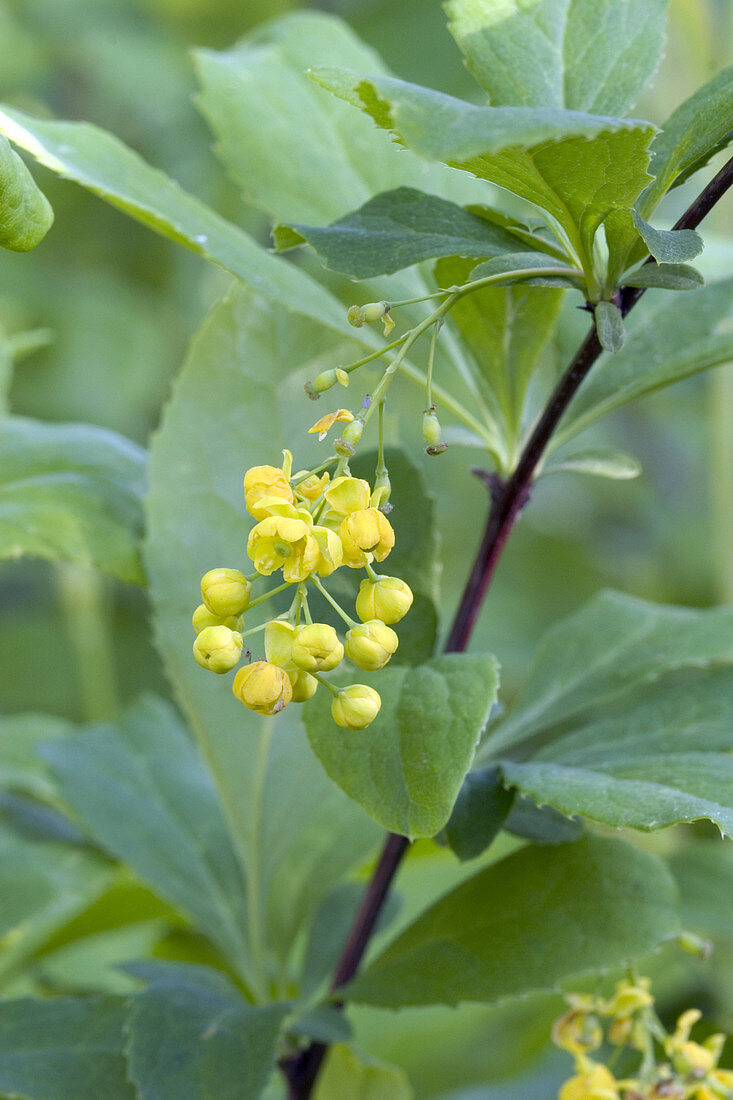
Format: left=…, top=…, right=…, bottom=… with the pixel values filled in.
left=468, top=251, right=580, bottom=289
left=435, top=256, right=564, bottom=436
left=444, top=766, right=515, bottom=862
left=555, top=278, right=733, bottom=445
left=594, top=301, right=625, bottom=352
left=632, top=211, right=703, bottom=263
left=334, top=448, right=439, bottom=667
left=0, top=132, right=53, bottom=251
left=0, top=712, right=71, bottom=801
left=480, top=590, right=733, bottom=758
left=503, top=797, right=583, bottom=845
left=36, top=921, right=167, bottom=996
left=39, top=694, right=256, bottom=990
left=0, top=996, right=134, bottom=1100
left=193, top=12, right=475, bottom=227
left=125, top=968, right=289, bottom=1100
left=0, top=416, right=146, bottom=584
left=145, top=286, right=382, bottom=981
left=281, top=187, right=533, bottom=277
left=313, top=1045, right=413, bottom=1100
left=305, top=654, right=499, bottom=839
left=620, top=262, right=704, bottom=291
left=539, top=447, right=641, bottom=480
left=499, top=666, right=733, bottom=835
left=311, top=70, right=656, bottom=272
left=0, top=827, right=111, bottom=985
left=344, top=835, right=678, bottom=1007
left=0, top=104, right=350, bottom=334
left=640, top=66, right=733, bottom=217
left=445, top=0, right=669, bottom=116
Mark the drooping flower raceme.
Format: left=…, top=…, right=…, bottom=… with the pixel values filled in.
left=191, top=452, right=412, bottom=730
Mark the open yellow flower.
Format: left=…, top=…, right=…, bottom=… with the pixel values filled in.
left=244, top=458, right=294, bottom=519
left=339, top=508, right=395, bottom=567
left=247, top=515, right=319, bottom=582
left=558, top=1062, right=619, bottom=1100
left=324, top=475, right=371, bottom=516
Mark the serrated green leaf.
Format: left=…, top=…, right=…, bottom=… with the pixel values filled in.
left=0, top=132, right=53, bottom=251
left=311, top=70, right=656, bottom=275
left=621, top=262, right=704, bottom=291
left=313, top=1045, right=413, bottom=1100
left=194, top=12, right=476, bottom=227
left=0, top=996, right=134, bottom=1100
left=539, top=447, right=641, bottom=480
left=0, top=104, right=351, bottom=335
left=283, top=187, right=532, bottom=277
left=40, top=694, right=256, bottom=990
left=594, top=300, right=625, bottom=352
left=0, top=828, right=111, bottom=985
left=444, top=766, right=515, bottom=862
left=632, top=211, right=703, bottom=263
left=0, top=416, right=146, bottom=584
left=344, top=835, right=678, bottom=1007
left=445, top=0, right=668, bottom=117
left=125, top=969, right=289, bottom=1100
left=498, top=665, right=733, bottom=836
left=145, top=286, right=382, bottom=981
left=481, top=590, right=733, bottom=758
left=640, top=66, right=733, bottom=218
left=554, top=278, right=733, bottom=446
left=435, top=256, right=564, bottom=438
left=305, top=654, right=499, bottom=839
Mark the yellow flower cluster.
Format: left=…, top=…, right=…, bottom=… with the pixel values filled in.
left=191, top=452, right=413, bottom=730
left=554, top=976, right=733, bottom=1100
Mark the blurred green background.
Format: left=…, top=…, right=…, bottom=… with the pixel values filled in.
left=2, top=4, right=733, bottom=1094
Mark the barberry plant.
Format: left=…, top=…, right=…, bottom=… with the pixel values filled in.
left=2, top=2, right=733, bottom=1100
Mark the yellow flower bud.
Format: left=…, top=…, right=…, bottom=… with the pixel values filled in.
left=324, top=476, right=371, bottom=516
left=192, top=603, right=243, bottom=635
left=193, top=625, right=243, bottom=674
left=558, top=1063, right=619, bottom=1100
left=332, top=684, right=381, bottom=729
left=345, top=620, right=398, bottom=670
left=232, top=661, right=292, bottom=715
left=312, top=525, right=343, bottom=576
left=247, top=516, right=319, bottom=582
left=356, top=576, right=413, bottom=624
left=288, top=669, right=318, bottom=702
left=339, top=508, right=395, bottom=567
left=244, top=464, right=294, bottom=519
left=201, top=568, right=252, bottom=616
left=292, top=623, right=344, bottom=672
left=264, top=620, right=296, bottom=668
left=295, top=471, right=330, bottom=503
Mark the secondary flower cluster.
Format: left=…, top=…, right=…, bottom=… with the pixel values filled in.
left=554, top=975, right=733, bottom=1099
left=191, top=451, right=413, bottom=730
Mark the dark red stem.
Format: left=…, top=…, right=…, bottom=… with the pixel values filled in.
left=282, top=153, right=733, bottom=1099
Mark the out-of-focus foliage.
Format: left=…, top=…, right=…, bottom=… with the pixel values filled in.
left=0, top=2, right=733, bottom=1098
